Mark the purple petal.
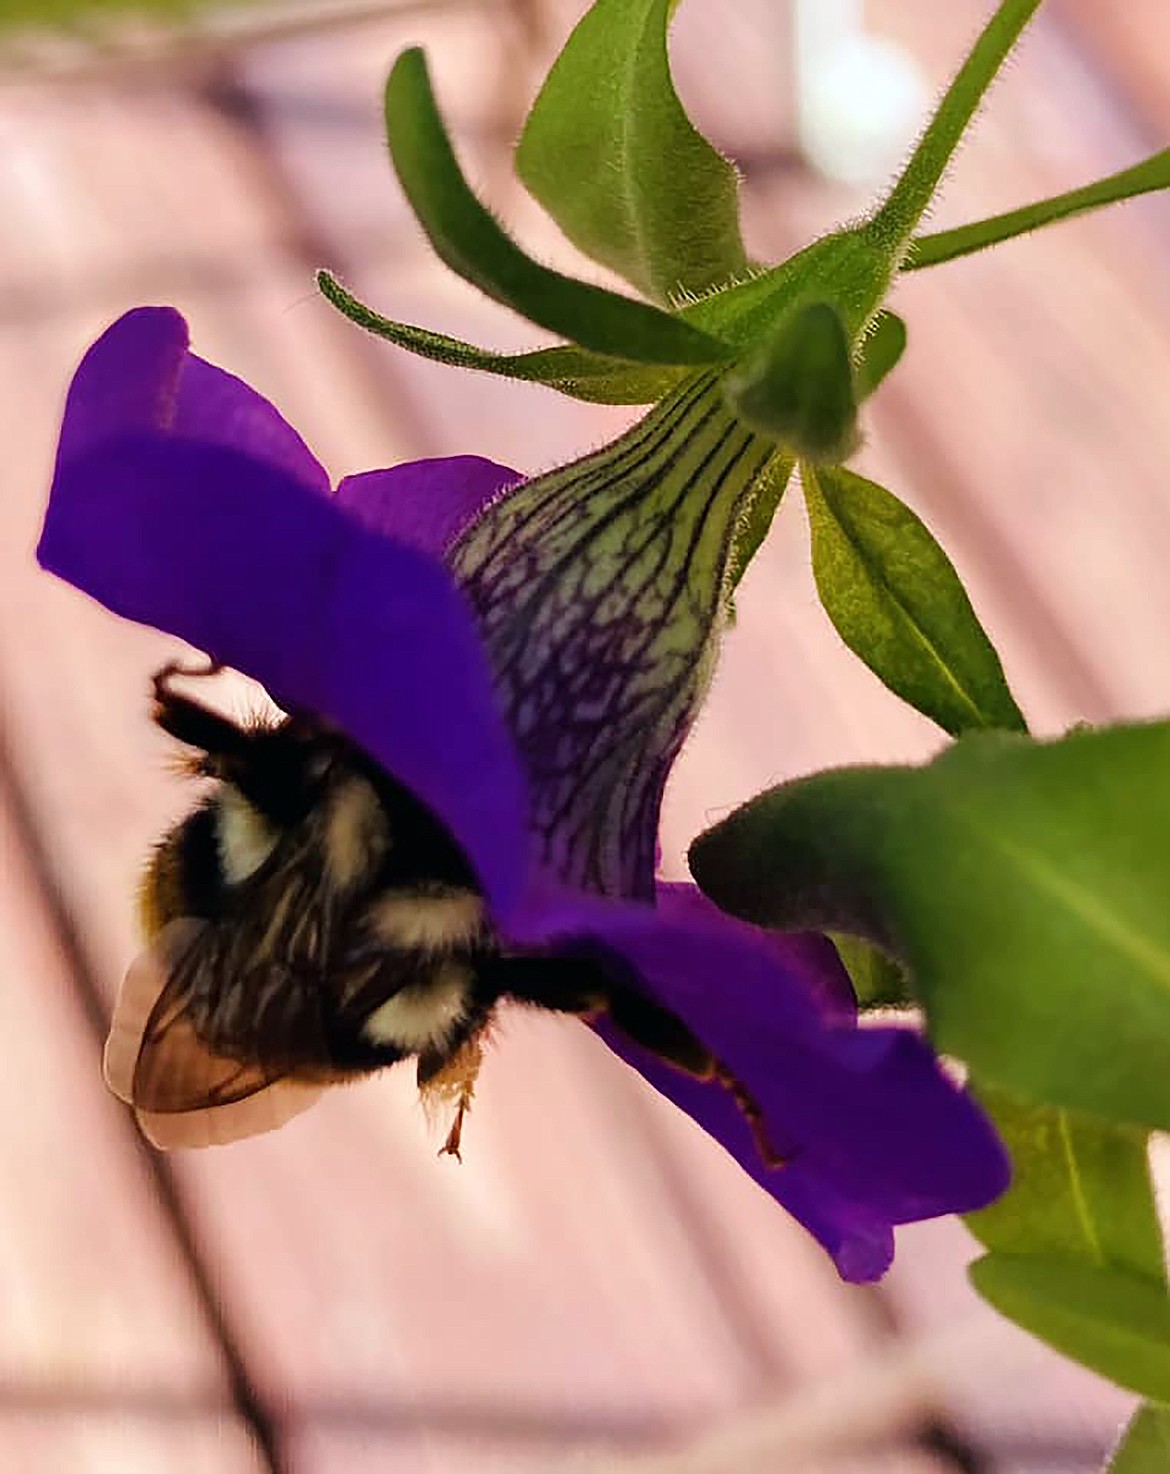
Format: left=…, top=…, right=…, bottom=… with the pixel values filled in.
left=40, top=436, right=529, bottom=917
left=591, top=1017, right=895, bottom=1281
left=655, top=882, right=857, bottom=1023
left=56, top=308, right=329, bottom=496
left=510, top=884, right=1009, bottom=1278
left=337, top=457, right=520, bottom=558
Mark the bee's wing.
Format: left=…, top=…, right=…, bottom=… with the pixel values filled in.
left=105, top=919, right=325, bottom=1149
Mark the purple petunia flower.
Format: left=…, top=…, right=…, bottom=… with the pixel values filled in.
left=39, top=307, right=1008, bottom=1281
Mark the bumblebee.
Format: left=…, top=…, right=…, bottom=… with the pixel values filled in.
left=108, top=662, right=776, bottom=1157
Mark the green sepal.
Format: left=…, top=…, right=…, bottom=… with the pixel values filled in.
left=802, top=465, right=1026, bottom=736
left=1110, top=1407, right=1170, bottom=1472
left=684, top=230, right=894, bottom=351
left=334, top=0, right=1063, bottom=408
left=723, top=303, right=858, bottom=463
left=515, top=0, right=747, bottom=303
left=382, top=49, right=728, bottom=367
left=319, top=269, right=909, bottom=413
left=855, top=312, right=908, bottom=400
left=725, top=454, right=793, bottom=596
left=865, top=0, right=1044, bottom=257
left=316, top=271, right=689, bottom=405
left=969, top=1256, right=1170, bottom=1403
left=321, top=226, right=900, bottom=409
left=688, top=722, right=1170, bottom=1132
left=909, top=149, right=1170, bottom=271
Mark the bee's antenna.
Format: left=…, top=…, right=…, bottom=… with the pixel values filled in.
left=151, top=656, right=224, bottom=703
left=151, top=659, right=247, bottom=759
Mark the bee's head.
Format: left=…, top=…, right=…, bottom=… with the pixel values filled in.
left=139, top=662, right=369, bottom=938
left=139, top=662, right=476, bottom=941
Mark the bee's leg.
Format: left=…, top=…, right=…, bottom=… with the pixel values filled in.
left=602, top=986, right=717, bottom=1078
left=440, top=1099, right=468, bottom=1162
left=605, top=987, right=792, bottom=1167
left=478, top=954, right=607, bottom=1016
left=151, top=660, right=245, bottom=760
left=153, top=656, right=224, bottom=691
left=709, top=1064, right=791, bottom=1170
left=417, top=1031, right=486, bottom=1164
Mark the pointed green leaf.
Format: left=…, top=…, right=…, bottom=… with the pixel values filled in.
left=316, top=270, right=689, bottom=405
left=909, top=149, right=1170, bottom=271
left=688, top=722, right=1170, bottom=1131
left=323, top=222, right=903, bottom=410
left=723, top=303, right=859, bottom=462
left=802, top=466, right=1026, bottom=735
left=1110, top=1407, right=1170, bottom=1472
left=514, top=0, right=747, bottom=303
left=866, top=0, right=1044, bottom=256
left=383, top=49, right=728, bottom=368
left=855, top=312, right=908, bottom=401
left=970, top=1255, right=1170, bottom=1403
left=968, top=1087, right=1164, bottom=1283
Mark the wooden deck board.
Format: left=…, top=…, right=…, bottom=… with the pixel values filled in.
left=294, top=1428, right=955, bottom=1473
left=0, top=1410, right=266, bottom=1473
left=0, top=778, right=233, bottom=1399
left=1054, top=0, right=1170, bottom=142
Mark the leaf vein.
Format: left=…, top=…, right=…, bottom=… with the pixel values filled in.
left=1059, top=1109, right=1105, bottom=1265
left=815, top=476, right=990, bottom=727
left=985, top=829, right=1170, bottom=989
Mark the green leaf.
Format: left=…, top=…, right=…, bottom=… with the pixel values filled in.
left=866, top=0, right=1044, bottom=256
left=316, top=271, right=689, bottom=405
left=382, top=49, right=729, bottom=368
left=1110, top=1406, right=1170, bottom=1472
left=514, top=0, right=747, bottom=303
left=970, top=1255, right=1170, bottom=1403
left=909, top=149, right=1170, bottom=270
left=831, top=934, right=913, bottom=1009
left=723, top=303, right=858, bottom=462
left=968, top=1086, right=1164, bottom=1283
left=966, top=1085, right=1167, bottom=1394
left=688, top=722, right=1170, bottom=1131
left=855, top=312, right=908, bottom=401
left=802, top=466, right=1026, bottom=735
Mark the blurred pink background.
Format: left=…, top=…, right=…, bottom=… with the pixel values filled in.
left=0, top=1, right=1166, bottom=1469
